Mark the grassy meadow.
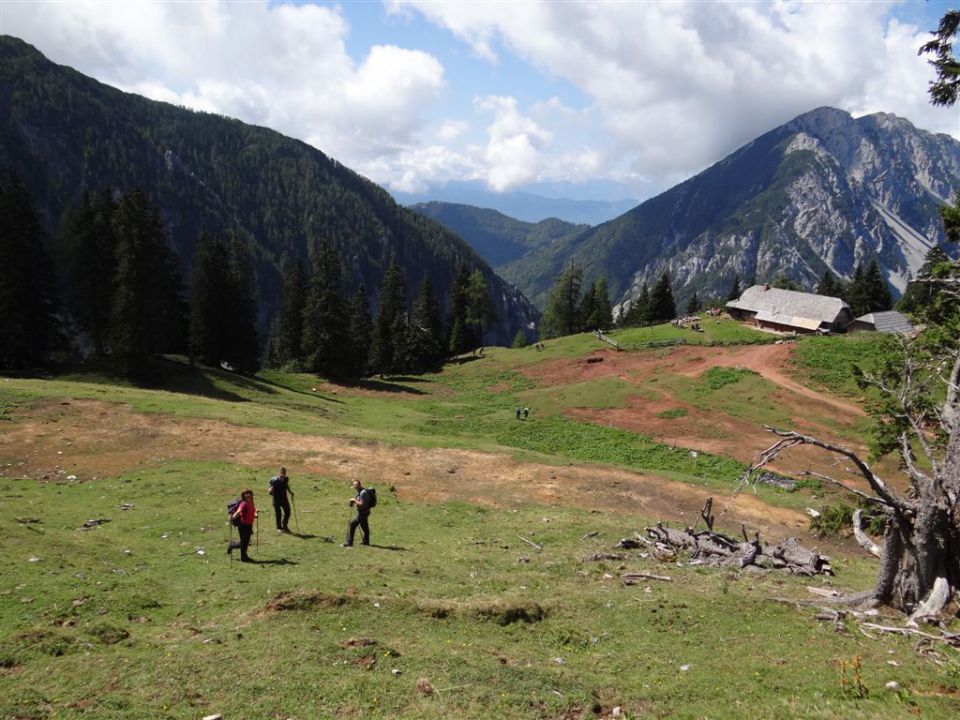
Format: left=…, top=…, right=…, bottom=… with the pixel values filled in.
left=1, top=329, right=957, bottom=719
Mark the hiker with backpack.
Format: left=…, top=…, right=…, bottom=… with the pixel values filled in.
left=227, top=489, right=257, bottom=562
left=268, top=466, right=294, bottom=533
left=342, top=479, right=376, bottom=547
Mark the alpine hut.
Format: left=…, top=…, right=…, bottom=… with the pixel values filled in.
left=726, top=285, right=853, bottom=335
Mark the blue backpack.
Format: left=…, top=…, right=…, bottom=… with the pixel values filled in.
left=227, top=498, right=241, bottom=526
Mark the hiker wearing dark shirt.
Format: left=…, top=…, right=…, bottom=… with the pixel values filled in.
left=227, top=490, right=257, bottom=562
left=343, top=479, right=371, bottom=547
left=268, top=466, right=294, bottom=532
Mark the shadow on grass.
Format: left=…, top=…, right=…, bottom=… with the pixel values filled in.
left=338, top=377, right=426, bottom=395
left=367, top=544, right=407, bottom=552
left=246, top=558, right=299, bottom=566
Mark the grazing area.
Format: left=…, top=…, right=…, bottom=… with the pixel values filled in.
left=1, top=330, right=957, bottom=719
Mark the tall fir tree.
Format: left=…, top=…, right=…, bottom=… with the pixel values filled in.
left=815, top=270, right=843, bottom=298
left=370, top=262, right=406, bottom=377
left=189, top=233, right=233, bottom=367
left=274, top=258, right=306, bottom=368
left=649, top=272, right=677, bottom=324
left=863, top=258, right=893, bottom=314
left=588, top=277, right=613, bottom=330
left=110, top=189, right=184, bottom=378
left=623, top=283, right=650, bottom=327
left=56, top=191, right=116, bottom=358
left=0, top=172, right=60, bottom=369
left=898, top=246, right=950, bottom=316
left=409, top=276, right=444, bottom=370
left=686, top=291, right=700, bottom=315
left=302, top=243, right=347, bottom=378
left=845, top=263, right=870, bottom=317
left=465, top=270, right=496, bottom=350
left=447, top=263, right=471, bottom=356
left=345, top=285, right=373, bottom=377
left=224, top=236, right=260, bottom=373
left=727, top=274, right=742, bottom=301
left=542, top=264, right=583, bottom=338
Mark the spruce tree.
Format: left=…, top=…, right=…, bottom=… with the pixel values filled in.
left=345, top=285, right=373, bottom=377
left=57, top=192, right=116, bottom=357
left=815, top=270, right=843, bottom=298
left=224, top=236, right=260, bottom=373
left=189, top=233, right=232, bottom=368
left=302, top=243, right=347, bottom=378
left=0, top=173, right=60, bottom=369
left=110, top=189, right=184, bottom=378
left=542, top=264, right=583, bottom=338
left=898, top=246, right=950, bottom=315
left=275, top=258, right=306, bottom=368
left=465, top=270, right=496, bottom=350
left=370, top=262, right=406, bottom=377
left=686, top=291, right=700, bottom=315
left=727, top=274, right=742, bottom=301
left=409, top=276, right=444, bottom=370
left=864, top=259, right=893, bottom=314
left=845, top=263, right=870, bottom=317
left=624, top=283, right=650, bottom=328
left=447, top=263, right=471, bottom=356
left=648, top=272, right=677, bottom=324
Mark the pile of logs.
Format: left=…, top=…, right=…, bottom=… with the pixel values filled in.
left=615, top=521, right=833, bottom=576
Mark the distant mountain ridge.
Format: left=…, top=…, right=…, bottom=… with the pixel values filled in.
left=504, top=106, right=960, bottom=313
left=0, top=36, right=537, bottom=345
left=394, top=181, right=637, bottom=225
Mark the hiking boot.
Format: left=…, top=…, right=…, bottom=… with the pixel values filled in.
left=240, top=556, right=253, bottom=563
left=227, top=544, right=233, bottom=555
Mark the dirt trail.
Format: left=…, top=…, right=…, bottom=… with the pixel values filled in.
left=0, top=398, right=808, bottom=539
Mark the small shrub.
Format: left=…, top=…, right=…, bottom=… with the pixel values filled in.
left=656, top=407, right=688, bottom=419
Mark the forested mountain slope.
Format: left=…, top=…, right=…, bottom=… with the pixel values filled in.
left=0, top=36, right=537, bottom=344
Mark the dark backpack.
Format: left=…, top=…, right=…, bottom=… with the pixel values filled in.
left=364, top=487, right=377, bottom=509
left=227, top=498, right=241, bottom=526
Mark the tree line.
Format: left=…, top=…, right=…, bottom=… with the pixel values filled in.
left=0, top=174, right=495, bottom=379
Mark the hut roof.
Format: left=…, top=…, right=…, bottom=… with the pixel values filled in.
left=853, top=310, right=914, bottom=334
left=726, top=285, right=850, bottom=325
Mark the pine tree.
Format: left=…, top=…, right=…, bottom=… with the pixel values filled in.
left=56, top=191, right=116, bottom=357
left=0, top=172, right=60, bottom=369
left=863, top=259, right=893, bottom=314
left=370, top=262, right=406, bottom=377
left=224, top=236, right=260, bottom=373
left=845, top=263, right=870, bottom=317
left=274, top=258, right=306, bottom=368
left=465, top=270, right=496, bottom=350
left=302, top=243, right=347, bottom=378
left=727, top=274, right=742, bottom=301
left=579, top=277, right=614, bottom=331
left=447, top=263, right=471, bottom=356
left=111, top=189, right=184, bottom=378
left=623, top=283, right=650, bottom=328
left=542, top=264, right=583, bottom=338
left=815, top=270, right=843, bottom=298
left=512, top=330, right=529, bottom=348
left=898, top=246, right=950, bottom=315
left=409, top=276, right=444, bottom=370
left=686, top=291, right=700, bottom=315
left=648, top=272, right=677, bottom=324
left=345, top=285, right=373, bottom=377
left=189, top=233, right=233, bottom=368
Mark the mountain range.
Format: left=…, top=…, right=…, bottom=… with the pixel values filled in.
left=0, top=36, right=537, bottom=345
left=419, top=108, right=960, bottom=314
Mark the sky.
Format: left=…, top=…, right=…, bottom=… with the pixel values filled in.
left=2, top=0, right=958, bottom=203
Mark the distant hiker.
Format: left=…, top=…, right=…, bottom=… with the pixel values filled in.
left=343, top=479, right=372, bottom=547
left=523, top=406, right=529, bottom=419
left=227, top=489, right=257, bottom=562
left=515, top=406, right=522, bottom=420
left=268, top=466, right=294, bottom=533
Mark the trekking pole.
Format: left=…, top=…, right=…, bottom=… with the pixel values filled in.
left=292, top=495, right=301, bottom=533
left=256, top=514, right=260, bottom=554
left=228, top=521, right=234, bottom=567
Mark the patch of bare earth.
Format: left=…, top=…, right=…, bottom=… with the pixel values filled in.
left=0, top=397, right=806, bottom=539
left=526, top=343, right=904, bottom=487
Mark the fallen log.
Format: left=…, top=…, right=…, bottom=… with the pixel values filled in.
left=622, top=572, right=672, bottom=585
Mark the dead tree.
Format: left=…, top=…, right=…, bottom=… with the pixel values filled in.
left=745, top=338, right=959, bottom=617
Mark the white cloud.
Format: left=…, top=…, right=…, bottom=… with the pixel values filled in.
left=3, top=0, right=445, bottom=166
left=397, top=0, right=960, bottom=192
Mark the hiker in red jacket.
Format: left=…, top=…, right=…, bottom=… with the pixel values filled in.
left=227, top=489, right=257, bottom=562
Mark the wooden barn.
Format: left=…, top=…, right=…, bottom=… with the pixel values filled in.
left=848, top=310, right=915, bottom=334
left=726, top=285, right=853, bottom=334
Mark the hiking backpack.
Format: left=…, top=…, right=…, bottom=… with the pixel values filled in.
left=227, top=498, right=241, bottom=526
left=364, top=487, right=377, bottom=509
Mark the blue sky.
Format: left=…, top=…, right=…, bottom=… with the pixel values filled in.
left=3, top=1, right=958, bottom=203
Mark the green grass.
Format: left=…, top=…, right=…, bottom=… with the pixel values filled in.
left=791, top=335, right=894, bottom=397
left=0, top=463, right=955, bottom=719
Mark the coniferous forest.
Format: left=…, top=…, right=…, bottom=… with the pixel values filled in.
left=0, top=35, right=537, bottom=377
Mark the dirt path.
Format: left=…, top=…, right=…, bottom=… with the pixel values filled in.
left=0, top=398, right=809, bottom=539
